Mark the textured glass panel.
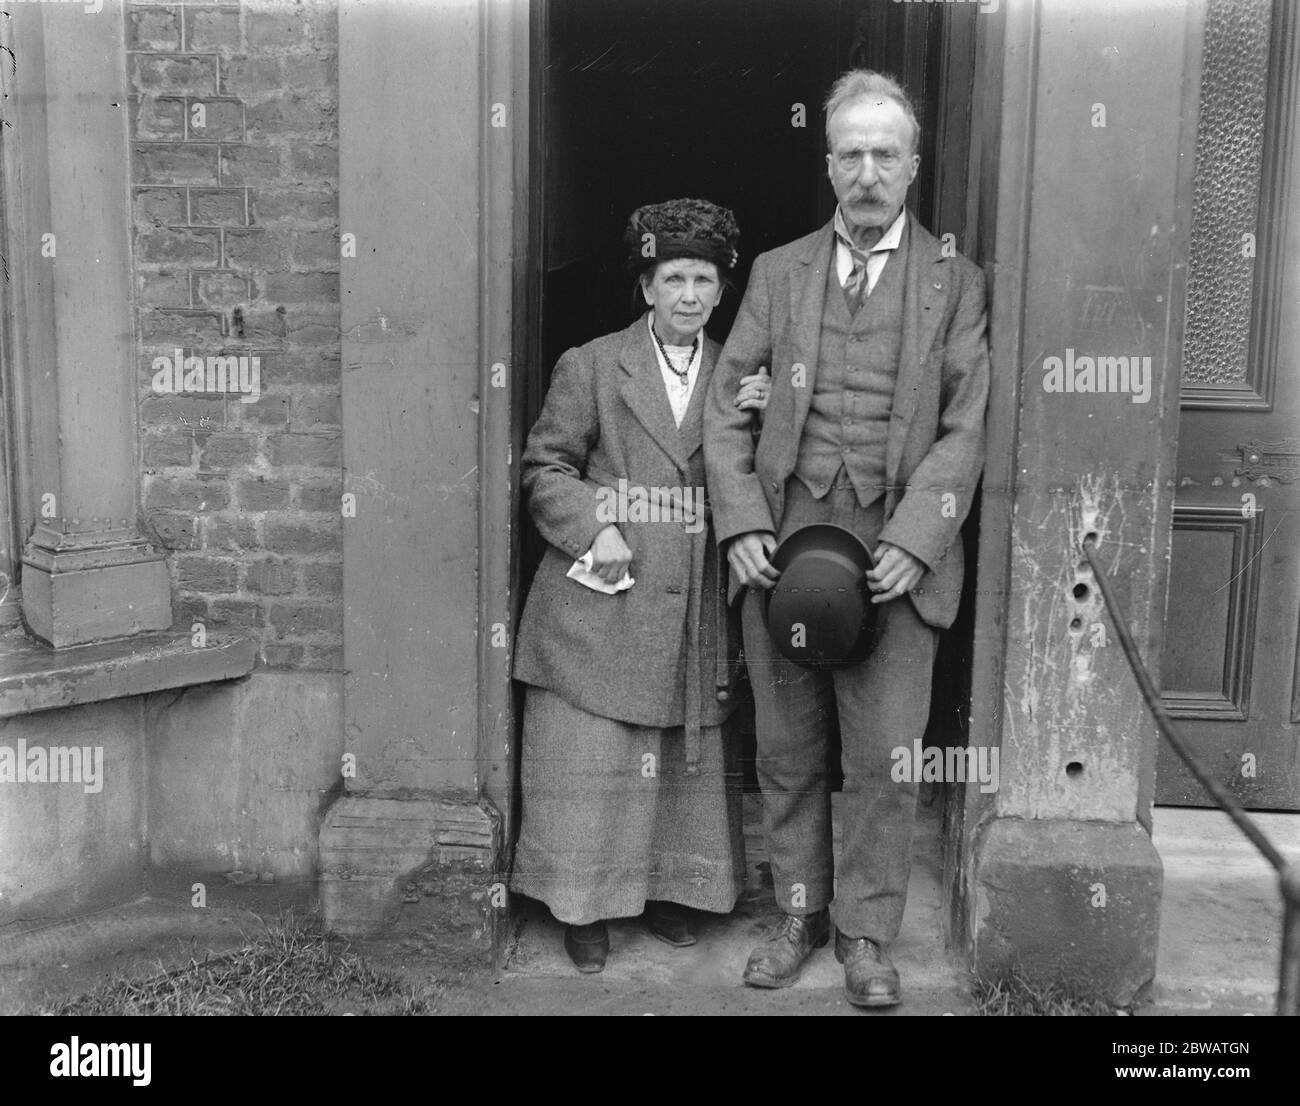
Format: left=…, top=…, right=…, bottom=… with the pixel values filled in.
left=1183, top=0, right=1273, bottom=389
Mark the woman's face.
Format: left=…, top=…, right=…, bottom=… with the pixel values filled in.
left=641, top=258, right=722, bottom=345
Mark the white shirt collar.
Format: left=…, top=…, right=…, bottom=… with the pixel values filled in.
left=834, top=205, right=906, bottom=253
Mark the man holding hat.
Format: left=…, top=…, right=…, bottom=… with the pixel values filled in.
left=704, top=70, right=989, bottom=1007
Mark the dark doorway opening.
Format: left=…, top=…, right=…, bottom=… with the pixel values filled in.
left=529, top=0, right=959, bottom=405
left=522, top=0, right=978, bottom=793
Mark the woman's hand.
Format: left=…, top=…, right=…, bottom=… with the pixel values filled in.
left=588, top=524, right=633, bottom=584
left=735, top=366, right=771, bottom=413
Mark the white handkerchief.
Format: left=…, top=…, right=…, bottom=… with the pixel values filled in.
left=567, top=551, right=634, bottom=595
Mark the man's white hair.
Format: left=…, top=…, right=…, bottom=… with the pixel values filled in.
left=823, top=70, right=921, bottom=155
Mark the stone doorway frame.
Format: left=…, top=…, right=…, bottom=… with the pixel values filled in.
left=324, top=2, right=1191, bottom=1002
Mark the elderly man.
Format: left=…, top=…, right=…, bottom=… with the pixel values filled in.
left=704, top=70, right=989, bottom=1007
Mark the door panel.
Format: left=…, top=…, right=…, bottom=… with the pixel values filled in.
left=1160, top=0, right=1300, bottom=808
left=1161, top=506, right=1262, bottom=721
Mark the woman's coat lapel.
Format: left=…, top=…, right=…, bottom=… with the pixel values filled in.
left=617, top=315, right=716, bottom=474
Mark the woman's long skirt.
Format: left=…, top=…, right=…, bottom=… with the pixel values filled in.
left=509, top=685, right=746, bottom=926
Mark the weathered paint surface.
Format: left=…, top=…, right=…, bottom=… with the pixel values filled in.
left=338, top=0, right=483, bottom=795
left=1000, top=479, right=1157, bottom=820
left=965, top=0, right=1199, bottom=996
left=149, top=672, right=343, bottom=877
left=0, top=671, right=334, bottom=924
left=318, top=0, right=510, bottom=944
left=994, top=0, right=1191, bottom=825
left=0, top=698, right=148, bottom=926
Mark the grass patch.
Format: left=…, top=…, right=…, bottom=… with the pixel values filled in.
left=42, top=914, right=438, bottom=1017
left=973, top=972, right=1120, bottom=1016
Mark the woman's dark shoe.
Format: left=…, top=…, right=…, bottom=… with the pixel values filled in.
left=645, top=900, right=697, bottom=947
left=564, top=921, right=610, bottom=973
left=741, top=908, right=830, bottom=988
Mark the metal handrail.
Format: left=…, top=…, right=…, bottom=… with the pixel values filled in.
left=1081, top=535, right=1300, bottom=1016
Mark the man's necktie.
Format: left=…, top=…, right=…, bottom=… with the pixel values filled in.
left=837, top=230, right=871, bottom=315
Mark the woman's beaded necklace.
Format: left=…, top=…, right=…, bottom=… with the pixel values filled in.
left=651, top=320, right=698, bottom=385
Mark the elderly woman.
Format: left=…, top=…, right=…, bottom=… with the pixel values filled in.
left=510, top=199, right=746, bottom=973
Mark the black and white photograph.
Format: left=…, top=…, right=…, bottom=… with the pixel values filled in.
left=0, top=0, right=1298, bottom=1066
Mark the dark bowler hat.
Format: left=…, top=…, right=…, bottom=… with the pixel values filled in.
left=762, top=524, right=878, bottom=669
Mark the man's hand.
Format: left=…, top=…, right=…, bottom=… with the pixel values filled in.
left=728, top=531, right=780, bottom=590
left=867, top=542, right=925, bottom=604
left=588, top=524, right=633, bottom=584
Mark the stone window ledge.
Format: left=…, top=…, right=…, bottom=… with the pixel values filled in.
left=0, top=629, right=257, bottom=718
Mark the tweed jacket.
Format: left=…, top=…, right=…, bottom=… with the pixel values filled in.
left=703, top=211, right=990, bottom=630
left=513, top=316, right=739, bottom=765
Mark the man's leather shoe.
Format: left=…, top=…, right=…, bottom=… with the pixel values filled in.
left=564, top=921, right=609, bottom=973
left=835, top=931, right=901, bottom=1007
left=645, top=900, right=697, bottom=947
left=742, top=908, right=830, bottom=988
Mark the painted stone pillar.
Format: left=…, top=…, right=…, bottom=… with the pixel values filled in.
left=318, top=0, right=522, bottom=955
left=965, top=0, right=1201, bottom=1003
left=12, top=5, right=171, bottom=646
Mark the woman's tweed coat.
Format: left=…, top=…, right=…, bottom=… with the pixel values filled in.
left=512, top=316, right=740, bottom=753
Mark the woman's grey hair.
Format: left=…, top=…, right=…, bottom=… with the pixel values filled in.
left=823, top=70, right=920, bottom=155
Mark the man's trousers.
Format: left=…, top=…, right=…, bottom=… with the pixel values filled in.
left=740, top=474, right=939, bottom=944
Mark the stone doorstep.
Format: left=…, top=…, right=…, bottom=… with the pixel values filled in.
left=1147, top=807, right=1300, bottom=1015
left=495, top=796, right=977, bottom=1015
left=0, top=628, right=257, bottom=717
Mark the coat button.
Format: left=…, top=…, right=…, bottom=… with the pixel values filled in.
left=770, top=482, right=779, bottom=492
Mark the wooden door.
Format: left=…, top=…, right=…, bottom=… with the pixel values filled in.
left=1159, top=0, right=1299, bottom=809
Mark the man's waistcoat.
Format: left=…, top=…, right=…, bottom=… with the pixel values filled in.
left=792, top=226, right=909, bottom=507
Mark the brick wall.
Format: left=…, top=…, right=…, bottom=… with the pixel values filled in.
left=129, top=0, right=342, bottom=670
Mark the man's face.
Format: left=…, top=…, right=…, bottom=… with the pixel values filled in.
left=826, top=97, right=920, bottom=234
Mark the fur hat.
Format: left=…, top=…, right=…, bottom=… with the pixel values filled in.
left=624, top=198, right=740, bottom=276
